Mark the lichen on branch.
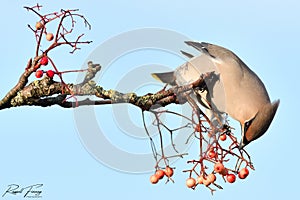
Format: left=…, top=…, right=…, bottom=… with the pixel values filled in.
left=3, top=61, right=213, bottom=110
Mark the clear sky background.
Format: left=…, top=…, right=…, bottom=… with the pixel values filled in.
left=0, top=0, right=299, bottom=199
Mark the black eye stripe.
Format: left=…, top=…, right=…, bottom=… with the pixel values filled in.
left=244, top=118, right=254, bottom=133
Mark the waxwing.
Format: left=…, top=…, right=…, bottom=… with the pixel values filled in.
left=152, top=41, right=280, bottom=149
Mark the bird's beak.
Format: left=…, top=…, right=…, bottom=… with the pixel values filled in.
left=238, top=141, right=246, bottom=150
left=238, top=122, right=250, bottom=150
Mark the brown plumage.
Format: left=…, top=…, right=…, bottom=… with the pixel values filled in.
left=152, top=41, right=280, bottom=148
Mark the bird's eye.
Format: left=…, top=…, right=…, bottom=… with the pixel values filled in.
left=244, top=118, right=254, bottom=133
left=245, top=121, right=250, bottom=127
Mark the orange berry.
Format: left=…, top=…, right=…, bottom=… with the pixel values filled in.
left=220, top=134, right=227, bottom=141
left=238, top=168, right=249, bottom=179
left=35, top=21, right=44, bottom=30
left=202, top=177, right=211, bottom=186
left=208, top=150, right=216, bottom=158
left=155, top=170, right=165, bottom=179
left=197, top=175, right=204, bottom=184
left=46, top=33, right=54, bottom=41
left=226, top=174, right=236, bottom=183
left=186, top=177, right=196, bottom=188
left=164, top=167, right=174, bottom=177
left=150, top=175, right=159, bottom=184
left=207, top=173, right=216, bottom=183
left=214, top=162, right=225, bottom=173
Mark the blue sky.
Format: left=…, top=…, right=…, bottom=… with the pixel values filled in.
left=0, top=0, right=299, bottom=199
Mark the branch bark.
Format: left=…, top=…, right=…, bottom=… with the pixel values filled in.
left=0, top=61, right=214, bottom=111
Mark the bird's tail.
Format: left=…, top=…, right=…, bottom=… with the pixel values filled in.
left=151, top=71, right=176, bottom=85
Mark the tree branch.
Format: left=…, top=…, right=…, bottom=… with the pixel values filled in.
left=0, top=61, right=214, bottom=111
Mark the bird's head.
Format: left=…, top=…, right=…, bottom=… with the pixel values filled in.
left=239, top=100, right=280, bottom=149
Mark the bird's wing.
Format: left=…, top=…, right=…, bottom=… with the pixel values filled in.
left=184, top=41, right=215, bottom=58
left=174, top=54, right=227, bottom=120
left=152, top=43, right=227, bottom=126
left=180, top=50, right=194, bottom=59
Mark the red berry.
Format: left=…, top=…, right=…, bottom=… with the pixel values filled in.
left=46, top=33, right=54, bottom=41
left=214, top=162, right=225, bottom=174
left=46, top=70, right=55, bottom=78
left=150, top=175, right=159, bottom=184
left=35, top=70, right=43, bottom=78
left=40, top=56, right=48, bottom=66
left=238, top=168, right=249, bottom=179
left=220, top=134, right=227, bottom=141
left=226, top=174, right=236, bottom=183
left=186, top=177, right=196, bottom=188
left=208, top=150, right=216, bottom=158
left=164, top=167, right=174, bottom=177
left=155, top=170, right=165, bottom=180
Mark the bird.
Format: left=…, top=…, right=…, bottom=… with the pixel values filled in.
left=152, top=41, right=280, bottom=149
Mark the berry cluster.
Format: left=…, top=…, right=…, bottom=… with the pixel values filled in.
left=34, top=56, right=56, bottom=79
left=214, top=163, right=249, bottom=183
left=35, top=70, right=55, bottom=79
left=182, top=123, right=253, bottom=193
left=35, top=21, right=54, bottom=41
left=147, top=109, right=254, bottom=194
left=32, top=20, right=57, bottom=80
left=150, top=167, right=174, bottom=184
left=24, top=4, right=91, bottom=87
